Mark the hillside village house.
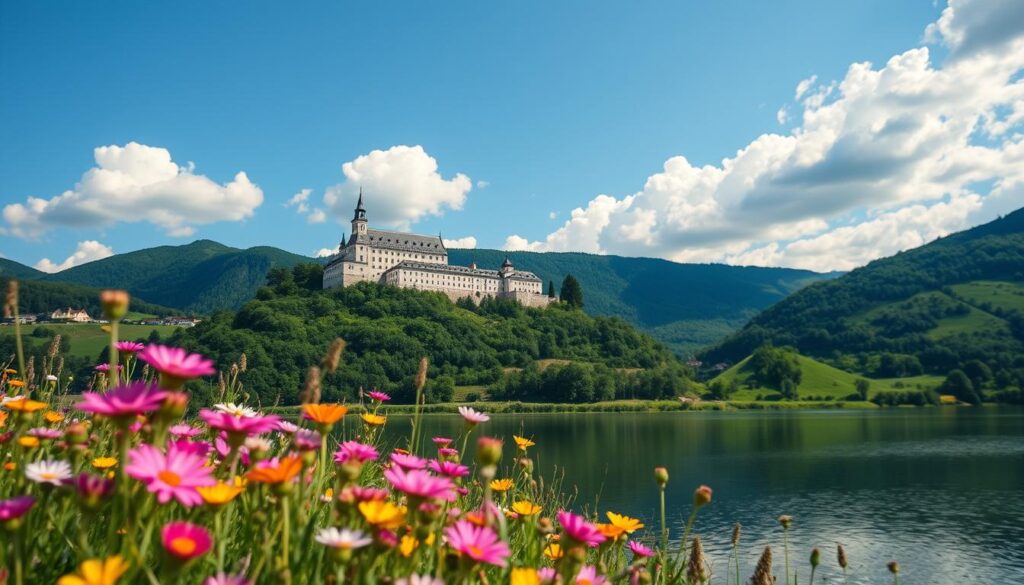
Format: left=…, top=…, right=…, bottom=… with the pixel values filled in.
left=50, top=308, right=92, bottom=322
left=322, top=192, right=553, bottom=307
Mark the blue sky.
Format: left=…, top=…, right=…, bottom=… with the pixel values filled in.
left=2, top=0, right=1022, bottom=272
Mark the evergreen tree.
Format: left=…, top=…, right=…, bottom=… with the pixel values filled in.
left=560, top=274, right=584, bottom=308
left=548, top=280, right=556, bottom=298
left=941, top=369, right=981, bottom=404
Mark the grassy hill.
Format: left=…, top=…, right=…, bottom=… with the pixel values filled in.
left=14, top=322, right=182, bottom=360
left=703, top=207, right=1024, bottom=387
left=712, top=352, right=942, bottom=401
left=1, top=278, right=177, bottom=319
left=39, top=240, right=311, bottom=314
left=449, top=249, right=836, bottom=354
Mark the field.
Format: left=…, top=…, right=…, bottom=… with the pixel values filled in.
left=7, top=322, right=181, bottom=360
left=950, top=280, right=1024, bottom=312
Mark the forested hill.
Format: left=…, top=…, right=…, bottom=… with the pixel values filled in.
left=0, top=278, right=176, bottom=318
left=449, top=249, right=836, bottom=354
left=38, top=240, right=311, bottom=314
left=702, top=208, right=1024, bottom=385
left=0, top=258, right=45, bottom=280
left=169, top=276, right=692, bottom=406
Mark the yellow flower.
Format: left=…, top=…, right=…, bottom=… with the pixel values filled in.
left=4, top=398, right=46, bottom=413
left=92, top=457, right=118, bottom=470
left=361, top=413, right=386, bottom=427
left=511, top=568, right=540, bottom=585
left=399, top=533, right=435, bottom=557
left=596, top=523, right=626, bottom=541
left=511, top=501, right=542, bottom=516
left=197, top=482, right=245, bottom=506
left=358, top=500, right=405, bottom=529
left=57, top=555, right=129, bottom=585
left=7, top=379, right=25, bottom=388
left=513, top=435, right=535, bottom=450
left=18, top=436, right=39, bottom=448
left=606, top=511, right=644, bottom=534
left=0, top=411, right=7, bottom=427
left=489, top=478, right=514, bottom=492
left=543, top=543, right=564, bottom=560
left=4, top=368, right=16, bottom=375
left=44, top=411, right=65, bottom=424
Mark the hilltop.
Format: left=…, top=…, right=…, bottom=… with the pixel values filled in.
left=703, top=208, right=1024, bottom=389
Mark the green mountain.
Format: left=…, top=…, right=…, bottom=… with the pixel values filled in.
left=449, top=249, right=836, bottom=354
left=0, top=277, right=176, bottom=319
left=40, top=240, right=311, bottom=314
left=703, top=208, right=1024, bottom=387
left=169, top=273, right=689, bottom=406
left=0, top=258, right=44, bottom=280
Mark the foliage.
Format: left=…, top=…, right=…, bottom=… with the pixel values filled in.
left=939, top=369, right=981, bottom=405
left=560, top=274, right=584, bottom=308
left=169, top=267, right=682, bottom=406
left=489, top=361, right=696, bottom=403
left=0, top=278, right=175, bottom=319
left=747, top=345, right=802, bottom=391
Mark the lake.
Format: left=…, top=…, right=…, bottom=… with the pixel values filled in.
left=384, top=407, right=1024, bottom=584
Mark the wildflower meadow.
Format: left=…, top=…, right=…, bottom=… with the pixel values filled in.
left=0, top=283, right=898, bottom=585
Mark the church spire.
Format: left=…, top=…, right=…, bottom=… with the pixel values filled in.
left=353, top=187, right=366, bottom=221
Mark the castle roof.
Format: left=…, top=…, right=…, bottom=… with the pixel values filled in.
left=347, top=229, right=446, bottom=254
left=385, top=260, right=541, bottom=282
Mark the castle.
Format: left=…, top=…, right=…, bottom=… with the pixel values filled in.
left=322, top=192, right=554, bottom=307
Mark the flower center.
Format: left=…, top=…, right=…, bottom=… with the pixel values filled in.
left=41, top=472, right=57, bottom=481
left=579, top=580, right=593, bottom=585
left=469, top=545, right=484, bottom=558
left=169, top=536, right=197, bottom=556
left=158, top=470, right=182, bottom=486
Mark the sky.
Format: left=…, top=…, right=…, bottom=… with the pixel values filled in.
left=1, top=0, right=1023, bottom=274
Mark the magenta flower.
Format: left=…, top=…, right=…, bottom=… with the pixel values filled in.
left=169, top=423, right=203, bottom=438
left=432, top=436, right=452, bottom=447
left=444, top=519, right=510, bottom=567
left=27, top=427, right=63, bottom=439
left=125, top=443, right=215, bottom=506
left=438, top=447, right=459, bottom=459
left=115, top=341, right=145, bottom=354
left=204, top=574, right=251, bottom=585
left=575, top=566, right=607, bottom=585
left=367, top=390, right=391, bottom=402
left=162, top=521, right=213, bottom=560
left=94, top=363, right=123, bottom=373
left=138, top=344, right=216, bottom=380
left=199, top=409, right=280, bottom=437
left=66, top=473, right=115, bottom=507
left=77, top=382, right=167, bottom=419
left=0, top=496, right=35, bottom=522
left=384, top=467, right=455, bottom=502
left=558, top=510, right=606, bottom=547
left=458, top=406, right=489, bottom=425
left=629, top=540, right=655, bottom=558
left=428, top=460, right=470, bottom=478
left=169, top=439, right=212, bottom=458
left=334, top=441, right=379, bottom=464
left=276, top=421, right=299, bottom=434
left=538, top=568, right=557, bottom=583
left=293, top=429, right=321, bottom=452
left=390, top=452, right=428, bottom=470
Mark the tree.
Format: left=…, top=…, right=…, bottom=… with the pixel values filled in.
left=855, top=378, right=870, bottom=401
left=560, top=275, right=584, bottom=308
left=780, top=378, right=798, bottom=400
left=548, top=280, right=556, bottom=299
left=940, top=369, right=981, bottom=405
left=748, top=344, right=802, bottom=390
left=963, top=360, right=993, bottom=390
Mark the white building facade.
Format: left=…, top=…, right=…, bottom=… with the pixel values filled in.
left=323, top=193, right=553, bottom=307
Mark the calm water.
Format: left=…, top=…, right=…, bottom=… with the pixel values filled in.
left=384, top=407, right=1024, bottom=585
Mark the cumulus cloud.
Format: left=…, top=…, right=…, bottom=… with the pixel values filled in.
left=509, top=0, right=1024, bottom=271
left=476, top=180, right=490, bottom=189
left=3, top=142, right=263, bottom=239
left=314, top=247, right=337, bottom=258
left=34, top=240, right=114, bottom=273
left=307, top=209, right=327, bottom=224
left=285, top=188, right=312, bottom=213
left=322, top=145, right=472, bottom=230
left=442, top=236, right=477, bottom=249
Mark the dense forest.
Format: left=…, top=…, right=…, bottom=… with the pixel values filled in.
left=703, top=208, right=1024, bottom=389
left=0, top=278, right=175, bottom=318
left=166, top=264, right=687, bottom=406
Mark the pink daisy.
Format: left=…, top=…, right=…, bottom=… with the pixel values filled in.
left=438, top=447, right=459, bottom=459
left=428, top=460, right=470, bottom=478
left=94, top=363, right=123, bottom=373
left=0, top=495, right=35, bottom=521
left=629, top=540, right=655, bottom=558
left=27, top=427, right=63, bottom=439
left=444, top=519, right=509, bottom=567
left=538, top=568, right=557, bottom=583
left=115, top=341, right=145, bottom=354
left=169, top=423, right=203, bottom=438
left=199, top=409, right=280, bottom=437
left=277, top=421, right=300, bottom=434
left=390, top=452, right=428, bottom=470
left=162, top=521, right=213, bottom=560
left=457, top=406, right=489, bottom=425
left=125, top=442, right=215, bottom=506
left=138, top=344, right=216, bottom=380
left=383, top=467, right=455, bottom=502
left=367, top=390, right=391, bottom=402
left=432, top=436, right=453, bottom=447
left=77, top=382, right=167, bottom=419
left=334, top=441, right=379, bottom=464
left=204, top=574, right=251, bottom=585
left=293, top=429, right=321, bottom=452
left=575, top=566, right=607, bottom=585
left=558, top=510, right=606, bottom=547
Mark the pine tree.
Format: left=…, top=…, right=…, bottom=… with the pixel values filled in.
left=547, top=280, right=556, bottom=298
left=560, top=275, right=584, bottom=308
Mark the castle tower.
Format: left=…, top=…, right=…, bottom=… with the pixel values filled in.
left=352, top=188, right=368, bottom=236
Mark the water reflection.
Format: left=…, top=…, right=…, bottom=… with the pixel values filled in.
left=380, top=408, right=1024, bottom=584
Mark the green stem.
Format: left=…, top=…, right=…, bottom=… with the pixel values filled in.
left=659, top=486, right=667, bottom=552
left=810, top=566, right=816, bottom=585
left=108, top=320, right=120, bottom=389
left=784, top=529, right=791, bottom=585
left=12, top=305, right=25, bottom=387
left=13, top=532, right=23, bottom=585
left=281, top=495, right=291, bottom=579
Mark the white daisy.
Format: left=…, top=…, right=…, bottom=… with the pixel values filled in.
left=214, top=402, right=259, bottom=418
left=244, top=436, right=273, bottom=452
left=276, top=421, right=299, bottom=434
left=25, top=460, right=72, bottom=485
left=314, top=527, right=372, bottom=550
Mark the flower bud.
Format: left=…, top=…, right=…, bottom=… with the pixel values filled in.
left=476, top=437, right=503, bottom=467
left=518, top=457, right=534, bottom=474
left=837, top=544, right=848, bottom=569
left=159, top=392, right=189, bottom=419
left=654, top=467, right=669, bottom=488
left=65, top=423, right=89, bottom=445
left=778, top=515, right=793, bottom=529
left=810, top=548, right=820, bottom=568
left=99, top=289, right=130, bottom=321
left=693, top=485, right=712, bottom=509
left=887, top=561, right=900, bottom=575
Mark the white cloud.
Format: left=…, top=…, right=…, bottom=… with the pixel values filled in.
left=548, top=211, right=558, bottom=220
left=322, top=145, right=472, bottom=230
left=314, top=247, right=337, bottom=258
left=476, top=180, right=490, bottom=189
left=3, top=142, right=263, bottom=239
left=285, top=188, right=312, bottom=213
left=442, top=236, right=477, bottom=249
left=34, top=240, right=114, bottom=273
left=508, top=0, right=1024, bottom=271
left=307, top=209, right=327, bottom=224
left=776, top=107, right=788, bottom=125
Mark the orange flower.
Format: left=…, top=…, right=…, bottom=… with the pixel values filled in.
left=302, top=403, right=348, bottom=425
left=489, top=478, right=514, bottom=492
left=246, top=456, right=303, bottom=484
left=44, top=411, right=65, bottom=424
left=7, top=379, right=25, bottom=388
left=511, top=568, right=540, bottom=585
left=606, top=511, right=644, bottom=534
left=544, top=543, right=564, bottom=559
left=512, top=501, right=542, bottom=516
left=3, top=462, right=16, bottom=471
left=513, top=435, right=535, bottom=450
left=197, top=482, right=245, bottom=506
left=0, top=411, right=7, bottom=427
left=361, top=413, right=386, bottom=427
left=4, top=398, right=46, bottom=413
left=18, top=436, right=40, bottom=448
left=358, top=500, right=405, bottom=529
left=596, top=523, right=626, bottom=541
